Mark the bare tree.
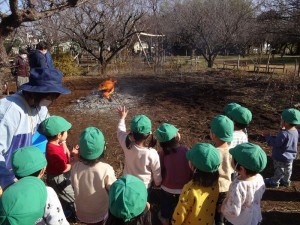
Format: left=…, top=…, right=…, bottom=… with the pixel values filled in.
left=256, top=0, right=300, bottom=54
left=58, top=0, right=143, bottom=73
left=162, top=0, right=258, bottom=67
left=0, top=0, right=87, bottom=64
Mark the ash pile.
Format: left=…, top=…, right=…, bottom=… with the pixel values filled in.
left=67, top=88, right=140, bottom=113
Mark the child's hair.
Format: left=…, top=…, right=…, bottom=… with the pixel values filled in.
left=46, top=131, right=65, bottom=141
left=234, top=159, right=257, bottom=176
left=36, top=41, right=48, bottom=50
left=15, top=169, right=42, bottom=180
left=79, top=153, right=104, bottom=166
left=283, top=121, right=296, bottom=127
left=107, top=211, right=149, bottom=225
left=159, top=137, right=179, bottom=155
left=234, top=121, right=248, bottom=130
left=192, top=168, right=219, bottom=187
left=125, top=132, right=157, bottom=149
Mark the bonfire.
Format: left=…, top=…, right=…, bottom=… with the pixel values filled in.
left=98, top=78, right=117, bottom=100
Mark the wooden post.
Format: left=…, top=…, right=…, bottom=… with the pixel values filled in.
left=267, top=52, right=271, bottom=73
left=298, top=57, right=300, bottom=77
left=237, top=55, right=240, bottom=70
left=295, top=58, right=297, bottom=76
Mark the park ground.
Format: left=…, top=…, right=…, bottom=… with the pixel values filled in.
left=3, top=61, right=300, bottom=224
left=46, top=67, right=300, bottom=225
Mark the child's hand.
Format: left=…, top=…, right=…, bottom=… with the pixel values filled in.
left=71, top=145, right=79, bottom=163
left=117, top=106, right=128, bottom=119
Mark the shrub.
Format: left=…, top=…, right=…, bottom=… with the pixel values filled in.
left=52, top=53, right=81, bottom=76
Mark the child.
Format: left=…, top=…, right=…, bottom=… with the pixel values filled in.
left=210, top=115, right=234, bottom=225
left=9, top=146, right=69, bottom=224
left=0, top=177, right=47, bottom=225
left=155, top=123, right=192, bottom=225
left=171, top=143, right=220, bottom=225
left=116, top=106, right=162, bottom=189
left=227, top=106, right=252, bottom=149
left=71, top=127, right=117, bottom=225
left=264, top=108, right=300, bottom=188
left=221, top=143, right=267, bottom=225
left=106, top=174, right=152, bottom=225
left=38, top=115, right=75, bottom=214
left=223, top=102, right=241, bottom=117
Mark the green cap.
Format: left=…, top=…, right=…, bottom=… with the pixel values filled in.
left=155, top=123, right=178, bottom=142
left=228, top=106, right=252, bottom=125
left=109, top=175, right=147, bottom=222
left=12, top=146, right=47, bottom=177
left=186, top=143, right=220, bottom=172
left=130, top=115, right=151, bottom=134
left=230, top=143, right=267, bottom=172
left=224, top=103, right=241, bottom=116
left=210, top=115, right=234, bottom=142
left=281, top=108, right=300, bottom=125
left=38, top=115, right=72, bottom=136
left=79, top=127, right=105, bottom=160
left=0, top=177, right=47, bottom=225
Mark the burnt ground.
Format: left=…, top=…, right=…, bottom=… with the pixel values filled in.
left=42, top=70, right=299, bottom=224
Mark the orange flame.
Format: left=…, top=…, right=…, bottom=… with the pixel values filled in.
left=98, top=78, right=117, bottom=99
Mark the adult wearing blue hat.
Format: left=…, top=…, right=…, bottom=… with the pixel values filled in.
left=0, top=68, right=70, bottom=190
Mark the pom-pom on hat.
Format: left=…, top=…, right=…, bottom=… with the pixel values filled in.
left=155, top=123, right=178, bottom=142
left=79, top=127, right=105, bottom=160
left=228, top=106, right=252, bottom=125
left=0, top=177, right=47, bottom=225
left=20, top=68, right=70, bottom=94
left=12, top=146, right=47, bottom=177
left=109, top=175, right=147, bottom=222
left=210, top=115, right=234, bottom=142
left=281, top=108, right=300, bottom=125
left=38, top=115, right=72, bottom=137
left=229, top=143, right=267, bottom=172
left=224, top=102, right=241, bottom=116
left=130, top=115, right=151, bottom=134
left=186, top=143, right=220, bottom=172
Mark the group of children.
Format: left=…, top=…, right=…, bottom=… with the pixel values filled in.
left=0, top=102, right=299, bottom=225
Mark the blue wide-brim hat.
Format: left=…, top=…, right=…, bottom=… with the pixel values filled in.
left=20, top=68, right=71, bottom=94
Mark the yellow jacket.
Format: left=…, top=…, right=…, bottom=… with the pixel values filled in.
left=172, top=180, right=219, bottom=225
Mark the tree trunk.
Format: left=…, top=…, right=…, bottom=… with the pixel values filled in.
left=0, top=36, right=9, bottom=65
left=0, top=34, right=11, bottom=95
left=101, top=63, right=107, bottom=75
left=207, top=56, right=214, bottom=68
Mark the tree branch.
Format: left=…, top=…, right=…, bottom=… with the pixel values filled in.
left=9, top=0, right=18, bottom=15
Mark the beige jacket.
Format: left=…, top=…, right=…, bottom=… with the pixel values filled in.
left=71, top=161, right=116, bottom=223
left=217, top=146, right=234, bottom=192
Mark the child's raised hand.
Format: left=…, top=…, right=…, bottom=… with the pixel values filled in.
left=117, top=106, right=128, bottom=119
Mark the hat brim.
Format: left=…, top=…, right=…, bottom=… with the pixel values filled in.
left=20, top=83, right=71, bottom=94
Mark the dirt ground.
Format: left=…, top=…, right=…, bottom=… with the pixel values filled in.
left=45, top=70, right=300, bottom=224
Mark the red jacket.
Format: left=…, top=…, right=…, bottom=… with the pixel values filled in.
left=13, top=55, right=29, bottom=77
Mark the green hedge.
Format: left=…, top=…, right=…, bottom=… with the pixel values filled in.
left=52, top=53, right=81, bottom=76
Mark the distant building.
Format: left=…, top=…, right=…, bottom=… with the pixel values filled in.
left=133, top=41, right=149, bottom=54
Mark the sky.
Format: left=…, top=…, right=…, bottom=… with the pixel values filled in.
left=0, top=0, right=10, bottom=14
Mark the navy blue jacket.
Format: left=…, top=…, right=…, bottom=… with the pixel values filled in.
left=266, top=129, right=298, bottom=162
left=29, top=50, right=53, bottom=69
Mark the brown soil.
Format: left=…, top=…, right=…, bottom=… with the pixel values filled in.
left=49, top=70, right=300, bottom=225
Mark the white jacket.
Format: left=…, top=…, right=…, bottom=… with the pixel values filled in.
left=117, top=119, right=162, bottom=188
